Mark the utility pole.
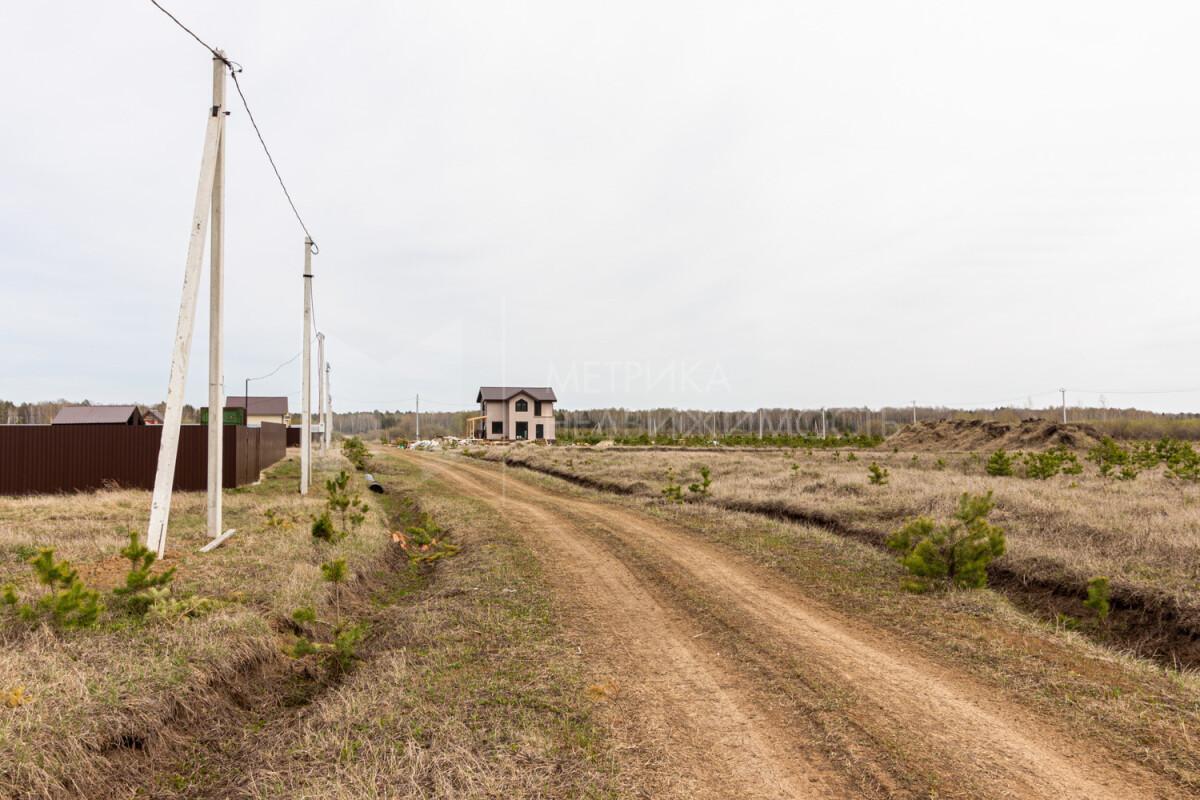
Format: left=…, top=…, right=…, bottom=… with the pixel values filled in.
left=821, top=408, right=827, bottom=439
left=911, top=401, right=917, bottom=425
left=206, top=51, right=226, bottom=541
left=301, top=237, right=313, bottom=495
left=758, top=408, right=764, bottom=439
left=415, top=394, right=420, bottom=440
left=317, top=333, right=326, bottom=454
left=1060, top=388, right=1067, bottom=424
left=146, top=51, right=227, bottom=558
left=324, top=362, right=332, bottom=450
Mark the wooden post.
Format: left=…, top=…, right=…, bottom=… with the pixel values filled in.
left=317, top=332, right=326, bottom=453
left=301, top=238, right=313, bottom=495
left=207, top=52, right=226, bottom=540
left=146, top=107, right=223, bottom=557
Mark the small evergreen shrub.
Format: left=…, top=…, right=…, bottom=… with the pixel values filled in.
left=985, top=449, right=1013, bottom=477
left=1084, top=576, right=1111, bottom=623
left=112, top=531, right=176, bottom=616
left=311, top=511, right=338, bottom=542
left=688, top=466, right=712, bottom=495
left=1022, top=448, right=1078, bottom=480
left=341, top=436, right=369, bottom=470
left=934, top=458, right=947, bottom=471
left=661, top=469, right=684, bottom=503
left=1088, top=437, right=1134, bottom=479
left=2, top=549, right=102, bottom=629
left=887, top=491, right=1006, bottom=591
left=325, top=471, right=369, bottom=535
left=320, top=558, right=347, bottom=626
left=867, top=462, right=889, bottom=485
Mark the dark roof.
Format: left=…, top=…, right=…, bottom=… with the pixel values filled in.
left=476, top=386, right=557, bottom=403
left=224, top=396, right=289, bottom=415
left=143, top=408, right=164, bottom=423
left=52, top=405, right=144, bottom=425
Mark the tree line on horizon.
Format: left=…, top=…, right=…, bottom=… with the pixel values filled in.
left=7, top=399, right=1200, bottom=441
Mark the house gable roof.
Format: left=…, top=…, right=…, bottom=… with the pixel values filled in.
left=52, top=405, right=143, bottom=425
left=224, top=396, right=289, bottom=415
left=476, top=386, right=557, bottom=403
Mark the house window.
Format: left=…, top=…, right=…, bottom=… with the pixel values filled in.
left=515, top=399, right=528, bottom=412
left=534, top=400, right=542, bottom=416
left=491, top=421, right=503, bottom=435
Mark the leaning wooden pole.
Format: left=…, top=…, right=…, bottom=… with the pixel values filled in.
left=300, top=237, right=313, bottom=495
left=146, top=102, right=224, bottom=558
left=207, top=51, right=227, bottom=540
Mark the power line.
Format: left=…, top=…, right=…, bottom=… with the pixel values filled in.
left=148, top=0, right=319, bottom=252
left=247, top=350, right=302, bottom=383
left=148, top=0, right=228, bottom=63
left=230, top=70, right=319, bottom=252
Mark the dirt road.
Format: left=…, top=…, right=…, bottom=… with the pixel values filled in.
left=409, top=453, right=1175, bottom=799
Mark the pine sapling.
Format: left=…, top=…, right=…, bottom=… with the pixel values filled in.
left=311, top=511, right=338, bottom=542
left=887, top=491, right=1006, bottom=591
left=4, top=548, right=102, bottom=629
left=1085, top=577, right=1111, bottom=623
left=320, top=558, right=348, bottom=627
left=986, top=449, right=1014, bottom=477
left=112, top=531, right=176, bottom=615
left=688, top=466, right=712, bottom=495
left=867, top=462, right=889, bottom=485
left=661, top=469, right=684, bottom=504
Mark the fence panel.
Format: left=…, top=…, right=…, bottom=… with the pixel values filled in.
left=0, top=424, right=287, bottom=496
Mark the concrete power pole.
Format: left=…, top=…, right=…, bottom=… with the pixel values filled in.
left=820, top=408, right=827, bottom=439
left=146, top=51, right=227, bottom=558
left=415, top=394, right=420, bottom=440
left=206, top=53, right=226, bottom=541
left=1060, top=388, right=1067, bottom=424
left=911, top=401, right=917, bottom=425
left=317, top=333, right=326, bottom=454
left=301, top=237, right=313, bottom=495
left=324, top=362, right=332, bottom=450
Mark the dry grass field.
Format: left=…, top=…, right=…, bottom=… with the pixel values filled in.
left=472, top=442, right=1200, bottom=665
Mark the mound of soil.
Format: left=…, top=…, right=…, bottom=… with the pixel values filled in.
left=887, top=418, right=1104, bottom=452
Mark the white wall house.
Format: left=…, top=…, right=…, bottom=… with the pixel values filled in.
left=474, top=386, right=556, bottom=441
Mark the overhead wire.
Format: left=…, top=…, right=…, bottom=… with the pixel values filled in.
left=148, top=0, right=319, bottom=253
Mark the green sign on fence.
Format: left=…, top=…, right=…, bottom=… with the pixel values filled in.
left=199, top=407, right=246, bottom=426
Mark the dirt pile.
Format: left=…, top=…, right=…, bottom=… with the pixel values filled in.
left=887, top=418, right=1104, bottom=452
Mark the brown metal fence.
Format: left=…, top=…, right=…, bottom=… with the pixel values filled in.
left=0, top=423, right=288, bottom=495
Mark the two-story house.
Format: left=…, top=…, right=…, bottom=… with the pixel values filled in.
left=474, top=386, right=556, bottom=441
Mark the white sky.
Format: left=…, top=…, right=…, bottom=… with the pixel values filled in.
left=3, top=1, right=1200, bottom=413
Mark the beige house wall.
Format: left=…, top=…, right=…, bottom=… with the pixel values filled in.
left=246, top=413, right=289, bottom=427
left=481, top=394, right=555, bottom=440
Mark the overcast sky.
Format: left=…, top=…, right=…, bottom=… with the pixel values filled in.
left=4, top=2, right=1200, bottom=414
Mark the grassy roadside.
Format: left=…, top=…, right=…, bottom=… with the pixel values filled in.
left=0, top=451, right=385, bottom=798
left=454, top=451, right=1200, bottom=791
left=235, top=447, right=624, bottom=799
left=0, top=446, right=623, bottom=798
